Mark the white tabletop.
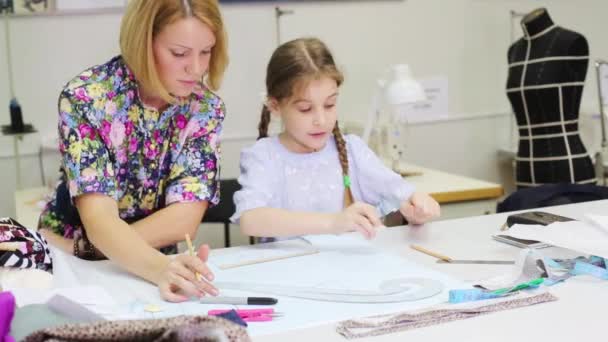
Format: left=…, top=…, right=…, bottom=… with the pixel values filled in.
left=13, top=198, right=606, bottom=341
left=257, top=199, right=608, bottom=341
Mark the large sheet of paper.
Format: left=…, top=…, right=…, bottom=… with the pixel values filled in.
left=46, top=234, right=465, bottom=336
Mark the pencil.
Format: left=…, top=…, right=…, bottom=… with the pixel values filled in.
left=219, top=249, right=319, bottom=270
left=410, top=244, right=453, bottom=262
left=185, top=233, right=203, bottom=281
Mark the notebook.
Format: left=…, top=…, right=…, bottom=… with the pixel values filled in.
left=492, top=211, right=574, bottom=249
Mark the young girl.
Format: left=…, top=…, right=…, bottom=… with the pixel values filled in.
left=231, top=37, right=440, bottom=240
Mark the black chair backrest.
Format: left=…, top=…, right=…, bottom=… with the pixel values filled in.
left=497, top=183, right=608, bottom=213
left=203, top=179, right=241, bottom=223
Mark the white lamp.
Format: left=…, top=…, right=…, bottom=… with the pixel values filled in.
left=363, top=64, right=426, bottom=173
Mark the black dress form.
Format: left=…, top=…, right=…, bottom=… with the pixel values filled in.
left=506, top=8, right=595, bottom=189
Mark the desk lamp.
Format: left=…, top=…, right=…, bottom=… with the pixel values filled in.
left=362, top=64, right=426, bottom=174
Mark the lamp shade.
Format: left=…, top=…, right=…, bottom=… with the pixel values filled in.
left=383, top=64, right=426, bottom=105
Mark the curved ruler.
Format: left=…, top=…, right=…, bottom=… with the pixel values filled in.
left=214, top=278, right=443, bottom=303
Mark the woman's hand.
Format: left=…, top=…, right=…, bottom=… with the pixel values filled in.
left=400, top=192, right=440, bottom=225
left=329, top=202, right=383, bottom=239
left=156, top=244, right=219, bottom=302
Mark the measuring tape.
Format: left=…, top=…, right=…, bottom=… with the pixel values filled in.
left=450, top=254, right=607, bottom=303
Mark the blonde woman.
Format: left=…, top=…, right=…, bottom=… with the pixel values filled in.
left=38, top=0, right=228, bottom=302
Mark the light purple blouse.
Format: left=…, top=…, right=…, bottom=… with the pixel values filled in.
left=231, top=134, right=415, bottom=224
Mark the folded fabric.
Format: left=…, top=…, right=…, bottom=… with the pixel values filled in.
left=0, top=218, right=52, bottom=272
left=213, top=309, right=248, bottom=327
left=0, top=291, right=16, bottom=342
left=23, top=315, right=250, bottom=342
left=336, top=292, right=558, bottom=339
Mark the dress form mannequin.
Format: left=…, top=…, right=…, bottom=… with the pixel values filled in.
left=506, top=8, right=595, bottom=188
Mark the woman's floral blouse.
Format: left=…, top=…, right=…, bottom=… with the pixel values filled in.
left=39, top=56, right=224, bottom=245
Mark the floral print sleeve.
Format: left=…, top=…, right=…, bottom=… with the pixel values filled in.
left=164, top=93, right=225, bottom=206
left=58, top=87, right=118, bottom=200
left=38, top=56, right=226, bottom=242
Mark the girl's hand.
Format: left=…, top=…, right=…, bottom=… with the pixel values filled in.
left=156, top=244, right=219, bottom=302
left=400, top=192, right=440, bottom=225
left=330, top=202, right=383, bottom=239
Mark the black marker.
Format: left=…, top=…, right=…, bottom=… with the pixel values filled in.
left=199, top=296, right=278, bottom=305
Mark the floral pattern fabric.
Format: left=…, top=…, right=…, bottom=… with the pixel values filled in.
left=39, top=56, right=224, bottom=241
left=0, top=218, right=52, bottom=272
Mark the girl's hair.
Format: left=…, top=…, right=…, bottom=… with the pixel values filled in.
left=120, top=0, right=229, bottom=103
left=258, top=37, right=353, bottom=206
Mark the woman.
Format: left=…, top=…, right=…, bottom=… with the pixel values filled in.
left=38, top=0, right=228, bottom=302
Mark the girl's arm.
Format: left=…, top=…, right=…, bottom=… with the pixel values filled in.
left=240, top=203, right=382, bottom=239
left=347, top=135, right=415, bottom=216
left=399, top=192, right=440, bottom=225
left=346, top=134, right=439, bottom=223
left=240, top=207, right=334, bottom=237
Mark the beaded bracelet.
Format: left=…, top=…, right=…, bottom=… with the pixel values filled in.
left=73, top=232, right=105, bottom=260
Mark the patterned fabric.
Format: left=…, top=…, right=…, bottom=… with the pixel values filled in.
left=496, top=183, right=608, bottom=213
left=23, top=315, right=250, bottom=342
left=0, top=218, right=52, bottom=272
left=38, top=56, right=224, bottom=246
left=231, top=134, right=415, bottom=229
left=336, top=292, right=558, bottom=339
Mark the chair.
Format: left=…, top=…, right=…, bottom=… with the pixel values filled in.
left=202, top=179, right=254, bottom=247
left=496, top=183, right=608, bottom=213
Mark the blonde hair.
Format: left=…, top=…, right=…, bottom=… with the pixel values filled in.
left=258, top=37, right=353, bottom=207
left=120, top=0, right=229, bottom=103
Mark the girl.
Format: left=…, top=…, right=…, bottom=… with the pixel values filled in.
left=232, top=37, right=440, bottom=240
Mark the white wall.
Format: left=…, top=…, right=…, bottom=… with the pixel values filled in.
left=1, top=0, right=608, bottom=218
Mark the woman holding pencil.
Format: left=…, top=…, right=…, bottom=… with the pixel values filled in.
left=37, top=0, right=227, bottom=302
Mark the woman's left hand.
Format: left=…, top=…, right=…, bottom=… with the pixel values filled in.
left=399, top=192, right=440, bottom=225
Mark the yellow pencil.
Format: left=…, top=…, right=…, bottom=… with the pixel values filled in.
left=185, top=233, right=203, bottom=281
left=410, top=244, right=453, bottom=262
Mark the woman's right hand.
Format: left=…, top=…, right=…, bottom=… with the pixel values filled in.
left=156, top=244, right=219, bottom=302
left=329, top=202, right=383, bottom=239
